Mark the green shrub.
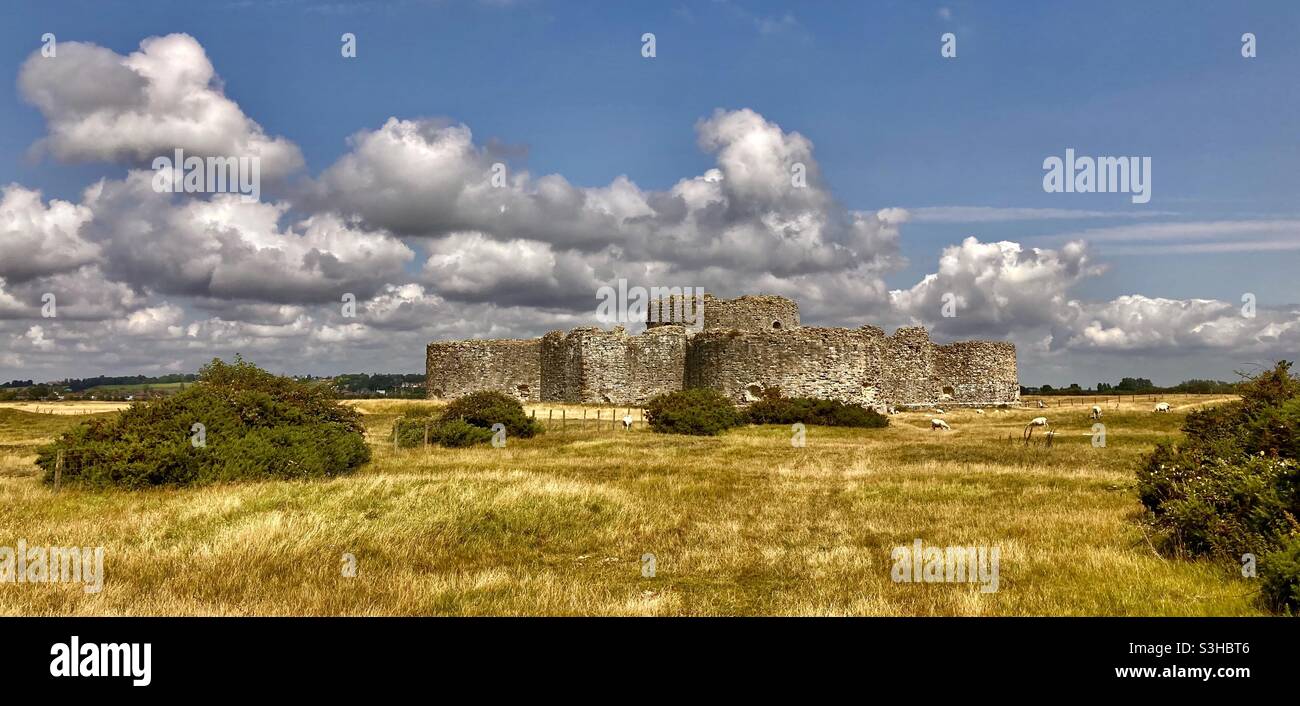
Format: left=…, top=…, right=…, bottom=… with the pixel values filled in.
left=35, top=357, right=370, bottom=489
left=432, top=418, right=498, bottom=448
left=746, top=395, right=888, bottom=428
left=1260, top=536, right=1300, bottom=614
left=1136, top=361, right=1300, bottom=614
left=392, top=415, right=496, bottom=448
left=1137, top=451, right=1296, bottom=558
left=438, top=390, right=542, bottom=439
left=644, top=389, right=742, bottom=436
left=391, top=391, right=539, bottom=448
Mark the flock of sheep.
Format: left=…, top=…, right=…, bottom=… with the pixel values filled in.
left=926, top=400, right=1172, bottom=433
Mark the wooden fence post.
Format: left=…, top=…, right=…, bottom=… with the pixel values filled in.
left=54, top=450, right=64, bottom=492
left=562, top=409, right=566, bottom=431
left=423, top=421, right=430, bottom=449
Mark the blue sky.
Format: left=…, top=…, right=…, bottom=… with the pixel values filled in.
left=0, top=0, right=1297, bottom=385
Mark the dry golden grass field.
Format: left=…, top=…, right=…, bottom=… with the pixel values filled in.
left=0, top=394, right=1263, bottom=616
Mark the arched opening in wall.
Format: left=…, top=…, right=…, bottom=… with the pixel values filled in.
left=516, top=384, right=530, bottom=397
left=432, top=388, right=445, bottom=398
left=744, top=384, right=764, bottom=402
left=771, top=320, right=782, bottom=330
left=601, top=394, right=613, bottom=404
left=941, top=385, right=955, bottom=400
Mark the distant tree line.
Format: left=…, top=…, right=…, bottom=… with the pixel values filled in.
left=1022, top=377, right=1238, bottom=396
left=0, top=371, right=427, bottom=401
left=330, top=373, right=425, bottom=398
left=59, top=373, right=199, bottom=392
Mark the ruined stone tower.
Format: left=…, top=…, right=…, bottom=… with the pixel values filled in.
left=427, top=294, right=1019, bottom=409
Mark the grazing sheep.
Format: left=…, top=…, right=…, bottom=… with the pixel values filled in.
left=1024, top=416, right=1049, bottom=441
left=621, top=414, right=634, bottom=431
left=887, top=406, right=898, bottom=415
left=1154, top=402, right=1170, bottom=413
left=975, top=409, right=984, bottom=415
left=1090, top=405, right=1102, bottom=420
left=1037, top=400, right=1046, bottom=409
left=931, top=418, right=951, bottom=431
left=932, top=408, right=945, bottom=415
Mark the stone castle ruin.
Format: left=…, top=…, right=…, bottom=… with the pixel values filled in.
left=426, top=294, right=1019, bottom=409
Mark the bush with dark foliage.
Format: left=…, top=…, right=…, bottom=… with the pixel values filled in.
left=746, top=390, right=888, bottom=428
left=438, top=390, right=542, bottom=438
left=644, top=389, right=742, bottom=436
left=392, top=414, right=498, bottom=448
left=1137, top=361, right=1300, bottom=613
left=36, top=357, right=370, bottom=489
left=392, top=391, right=541, bottom=448
left=1260, top=536, right=1300, bottom=614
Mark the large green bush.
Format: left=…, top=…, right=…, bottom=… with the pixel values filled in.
left=746, top=392, right=888, bottom=428
left=392, top=415, right=496, bottom=448
left=1136, top=361, right=1300, bottom=613
left=438, top=390, right=542, bottom=439
left=392, top=391, right=540, bottom=448
left=1260, top=536, right=1300, bottom=614
left=35, top=357, right=370, bottom=488
left=644, top=389, right=742, bottom=436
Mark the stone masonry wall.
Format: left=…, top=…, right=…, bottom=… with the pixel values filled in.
left=426, top=338, right=541, bottom=402
left=880, top=326, right=938, bottom=407
left=685, top=327, right=878, bottom=405
left=429, top=294, right=1019, bottom=408
left=540, top=325, right=688, bottom=404
left=648, top=293, right=800, bottom=332
left=932, top=341, right=1020, bottom=406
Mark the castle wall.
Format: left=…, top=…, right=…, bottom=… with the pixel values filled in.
left=703, top=294, right=801, bottom=332
left=426, top=338, right=541, bottom=402
left=932, top=341, right=1020, bottom=405
left=881, top=326, right=937, bottom=407
left=427, top=294, right=1019, bottom=409
left=648, top=293, right=800, bottom=332
left=685, top=327, right=878, bottom=405
left=539, top=330, right=580, bottom=402
left=541, top=326, right=688, bottom=404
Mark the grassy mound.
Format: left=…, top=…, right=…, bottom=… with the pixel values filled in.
left=1137, top=361, right=1300, bottom=613
left=35, top=357, right=370, bottom=489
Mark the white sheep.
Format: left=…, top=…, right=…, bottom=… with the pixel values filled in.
left=932, top=408, right=945, bottom=415
left=1024, top=416, right=1049, bottom=441
left=621, top=414, right=634, bottom=431
left=931, top=418, right=951, bottom=431
left=1154, top=402, right=1170, bottom=413
left=1090, top=405, right=1102, bottom=420
left=1037, top=400, right=1046, bottom=409
left=975, top=409, right=984, bottom=415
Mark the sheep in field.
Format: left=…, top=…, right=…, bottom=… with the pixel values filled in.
left=1154, top=402, right=1171, bottom=413
left=1037, top=400, right=1046, bottom=409
left=931, top=418, right=951, bottom=431
left=621, top=414, right=634, bottom=431
left=1090, top=405, right=1102, bottom=420
left=1024, top=416, right=1049, bottom=441
left=975, top=409, right=984, bottom=415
